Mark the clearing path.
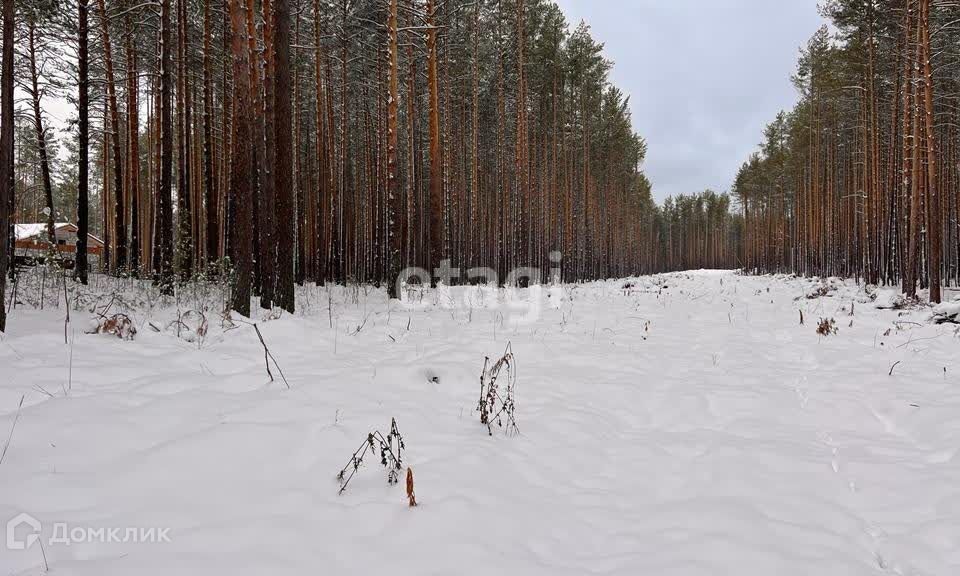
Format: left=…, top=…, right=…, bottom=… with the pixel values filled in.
left=1, top=271, right=958, bottom=575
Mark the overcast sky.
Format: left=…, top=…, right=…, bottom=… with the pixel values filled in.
left=553, top=0, right=826, bottom=202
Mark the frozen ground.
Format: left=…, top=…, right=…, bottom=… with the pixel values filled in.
left=1, top=271, right=959, bottom=575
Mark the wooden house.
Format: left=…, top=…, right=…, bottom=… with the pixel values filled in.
left=14, top=222, right=104, bottom=263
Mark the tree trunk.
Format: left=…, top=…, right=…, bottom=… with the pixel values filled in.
left=906, top=6, right=922, bottom=297
left=202, top=0, right=217, bottom=267
left=125, top=11, right=141, bottom=272
left=386, top=0, right=400, bottom=298
left=177, top=0, right=193, bottom=279
left=76, top=0, right=89, bottom=284
left=274, top=0, right=295, bottom=311
left=426, top=0, right=441, bottom=282
left=920, top=0, right=941, bottom=303
left=26, top=19, right=56, bottom=245
left=313, top=0, right=325, bottom=282
left=98, top=0, right=127, bottom=271
left=229, top=0, right=255, bottom=316
left=157, top=0, right=175, bottom=292
left=0, top=0, right=12, bottom=331
left=515, top=0, right=527, bottom=276
left=247, top=0, right=274, bottom=303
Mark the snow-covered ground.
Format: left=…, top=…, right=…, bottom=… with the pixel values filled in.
left=2, top=271, right=959, bottom=575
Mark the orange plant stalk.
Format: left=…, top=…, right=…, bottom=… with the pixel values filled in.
left=406, top=467, right=417, bottom=507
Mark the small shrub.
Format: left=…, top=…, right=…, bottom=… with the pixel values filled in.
left=805, top=283, right=834, bottom=299
left=890, top=294, right=919, bottom=310
left=336, top=418, right=406, bottom=495
left=168, top=309, right=209, bottom=345
left=816, top=317, right=838, bottom=337
left=477, top=342, right=518, bottom=436
left=86, top=313, right=137, bottom=340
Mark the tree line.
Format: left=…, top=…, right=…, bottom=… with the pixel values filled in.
left=0, top=0, right=744, bottom=332
left=734, top=0, right=960, bottom=303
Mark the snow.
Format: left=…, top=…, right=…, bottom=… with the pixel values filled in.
left=1, top=271, right=959, bottom=575
left=14, top=223, right=73, bottom=241
left=933, top=296, right=960, bottom=320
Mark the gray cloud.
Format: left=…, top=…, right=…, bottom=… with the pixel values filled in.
left=553, top=0, right=824, bottom=202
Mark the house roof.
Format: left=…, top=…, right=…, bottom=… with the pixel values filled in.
left=15, top=223, right=74, bottom=241
left=15, top=223, right=104, bottom=246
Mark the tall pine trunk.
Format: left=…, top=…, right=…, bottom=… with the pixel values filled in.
left=125, top=11, right=141, bottom=272
left=229, top=0, right=255, bottom=316
left=177, top=0, right=194, bottom=279
left=920, top=0, right=941, bottom=303
left=203, top=0, right=217, bottom=267
left=0, top=0, right=12, bottom=331
left=274, top=0, right=295, bottom=310
left=76, top=0, right=89, bottom=284
left=157, top=0, right=175, bottom=292
left=98, top=0, right=127, bottom=271
left=386, top=0, right=400, bottom=298
left=426, top=0, right=441, bottom=282
left=26, top=19, right=56, bottom=245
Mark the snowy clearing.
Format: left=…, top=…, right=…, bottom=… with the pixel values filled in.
left=2, top=271, right=959, bottom=575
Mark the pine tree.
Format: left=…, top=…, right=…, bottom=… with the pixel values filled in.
left=76, top=0, right=90, bottom=284
left=0, top=0, right=13, bottom=331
